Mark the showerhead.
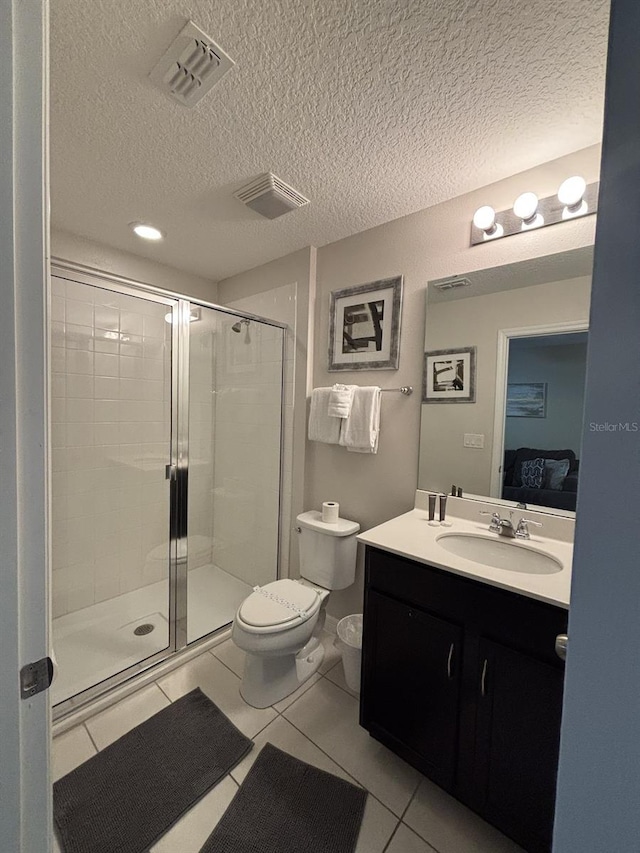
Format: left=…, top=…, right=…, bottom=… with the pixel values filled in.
left=231, top=319, right=250, bottom=333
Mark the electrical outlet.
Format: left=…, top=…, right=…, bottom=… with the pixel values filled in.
left=463, top=433, right=485, bottom=449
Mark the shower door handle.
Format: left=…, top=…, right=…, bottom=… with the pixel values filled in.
left=165, top=464, right=177, bottom=481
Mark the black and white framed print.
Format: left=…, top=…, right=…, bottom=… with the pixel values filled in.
left=328, top=276, right=403, bottom=371
left=423, top=346, right=476, bottom=403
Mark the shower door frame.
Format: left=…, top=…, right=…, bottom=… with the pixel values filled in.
left=51, top=260, right=287, bottom=722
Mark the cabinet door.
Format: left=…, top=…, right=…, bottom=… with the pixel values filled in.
left=362, top=590, right=462, bottom=788
left=474, top=638, right=564, bottom=853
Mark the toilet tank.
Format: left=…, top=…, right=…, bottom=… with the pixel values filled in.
left=296, top=511, right=360, bottom=590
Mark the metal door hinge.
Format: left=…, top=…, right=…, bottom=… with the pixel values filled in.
left=20, top=657, right=53, bottom=699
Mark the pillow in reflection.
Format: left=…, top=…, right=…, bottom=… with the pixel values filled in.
left=521, top=457, right=545, bottom=489
left=543, top=458, right=571, bottom=490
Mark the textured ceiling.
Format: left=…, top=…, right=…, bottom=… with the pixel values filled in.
left=50, top=0, right=609, bottom=282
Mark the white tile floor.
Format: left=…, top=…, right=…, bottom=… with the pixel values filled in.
left=52, top=632, right=525, bottom=853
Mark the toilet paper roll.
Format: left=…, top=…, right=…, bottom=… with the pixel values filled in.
left=322, top=501, right=339, bottom=523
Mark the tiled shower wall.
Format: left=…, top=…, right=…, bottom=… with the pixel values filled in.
left=219, top=284, right=295, bottom=584
left=51, top=274, right=289, bottom=619
left=51, top=276, right=172, bottom=618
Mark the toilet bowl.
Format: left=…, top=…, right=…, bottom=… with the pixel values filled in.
left=232, top=578, right=329, bottom=707
left=232, top=511, right=360, bottom=708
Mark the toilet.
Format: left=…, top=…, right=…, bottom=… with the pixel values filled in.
left=232, top=510, right=360, bottom=708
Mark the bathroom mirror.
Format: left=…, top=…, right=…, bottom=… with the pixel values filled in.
left=418, top=246, right=593, bottom=516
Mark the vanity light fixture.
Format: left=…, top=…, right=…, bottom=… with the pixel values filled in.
left=130, top=222, right=164, bottom=241
left=513, top=192, right=544, bottom=230
left=472, top=206, right=504, bottom=240
left=558, top=175, right=588, bottom=219
left=470, top=178, right=598, bottom=246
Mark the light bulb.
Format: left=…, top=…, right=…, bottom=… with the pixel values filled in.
left=558, top=176, right=586, bottom=208
left=131, top=222, right=163, bottom=241
left=513, top=192, right=539, bottom=222
left=473, top=206, right=496, bottom=232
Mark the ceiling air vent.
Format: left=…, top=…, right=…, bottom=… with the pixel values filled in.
left=149, top=21, right=234, bottom=107
left=432, top=276, right=472, bottom=292
left=234, top=174, right=310, bottom=219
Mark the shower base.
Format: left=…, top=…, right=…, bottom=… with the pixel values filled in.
left=52, top=564, right=252, bottom=706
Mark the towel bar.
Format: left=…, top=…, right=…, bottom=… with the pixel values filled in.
left=380, top=386, right=413, bottom=395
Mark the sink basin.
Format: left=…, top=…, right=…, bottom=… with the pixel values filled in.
left=436, top=533, right=562, bottom=574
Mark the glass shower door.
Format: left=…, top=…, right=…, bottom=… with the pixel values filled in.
left=186, top=307, right=284, bottom=643
left=50, top=275, right=176, bottom=706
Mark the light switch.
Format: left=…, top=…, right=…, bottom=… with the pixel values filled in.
left=463, top=433, right=485, bottom=449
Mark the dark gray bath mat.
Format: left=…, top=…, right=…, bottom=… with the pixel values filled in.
left=199, top=742, right=368, bottom=853
left=54, top=687, right=253, bottom=853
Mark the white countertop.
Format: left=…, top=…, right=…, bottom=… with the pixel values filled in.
left=357, top=508, right=572, bottom=608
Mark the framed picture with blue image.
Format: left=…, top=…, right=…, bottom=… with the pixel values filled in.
left=506, top=382, right=547, bottom=418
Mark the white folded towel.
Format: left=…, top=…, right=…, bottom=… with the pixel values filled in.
left=339, top=386, right=382, bottom=453
left=328, top=384, right=356, bottom=418
left=308, top=388, right=341, bottom=444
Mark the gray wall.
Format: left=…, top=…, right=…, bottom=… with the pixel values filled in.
left=51, top=228, right=218, bottom=303
left=308, top=146, right=599, bottom=620
left=505, top=340, right=587, bottom=454
left=553, top=0, right=640, bottom=848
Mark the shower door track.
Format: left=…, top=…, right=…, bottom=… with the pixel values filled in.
left=50, top=261, right=286, bottom=723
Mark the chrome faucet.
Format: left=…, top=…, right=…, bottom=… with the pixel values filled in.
left=480, top=510, right=516, bottom=537
left=515, top=517, right=544, bottom=540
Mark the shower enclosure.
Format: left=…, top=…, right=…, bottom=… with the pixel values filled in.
left=50, top=264, right=285, bottom=716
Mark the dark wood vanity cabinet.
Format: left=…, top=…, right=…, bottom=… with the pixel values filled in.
left=364, top=590, right=462, bottom=789
left=361, top=547, right=568, bottom=853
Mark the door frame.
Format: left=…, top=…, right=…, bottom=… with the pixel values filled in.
left=554, top=0, right=640, bottom=847
left=0, top=0, right=52, bottom=849
left=489, top=320, right=589, bottom=499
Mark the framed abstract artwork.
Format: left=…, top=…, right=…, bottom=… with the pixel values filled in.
left=328, top=276, right=403, bottom=371
left=423, top=346, right=476, bottom=403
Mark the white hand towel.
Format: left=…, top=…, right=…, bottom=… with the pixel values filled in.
left=339, top=386, right=381, bottom=453
left=308, top=388, right=342, bottom=444
left=328, top=384, right=356, bottom=418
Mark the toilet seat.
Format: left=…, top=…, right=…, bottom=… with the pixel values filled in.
left=237, top=579, right=321, bottom=634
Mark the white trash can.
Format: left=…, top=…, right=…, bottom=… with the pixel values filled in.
left=336, top=614, right=363, bottom=694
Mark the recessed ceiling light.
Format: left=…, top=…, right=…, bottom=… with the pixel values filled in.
left=130, top=222, right=164, bottom=241
left=164, top=307, right=202, bottom=324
